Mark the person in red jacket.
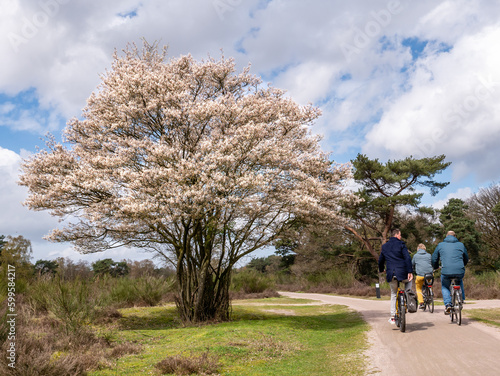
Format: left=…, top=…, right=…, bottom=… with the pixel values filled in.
left=378, top=229, right=414, bottom=324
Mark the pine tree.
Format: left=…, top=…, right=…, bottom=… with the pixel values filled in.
left=439, top=198, right=482, bottom=267
left=344, top=154, right=450, bottom=260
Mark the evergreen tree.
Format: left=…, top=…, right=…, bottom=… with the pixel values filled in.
left=439, top=198, right=482, bottom=267
left=92, top=258, right=129, bottom=278
left=344, top=154, right=450, bottom=260
left=34, top=259, right=59, bottom=276
left=396, top=206, right=442, bottom=254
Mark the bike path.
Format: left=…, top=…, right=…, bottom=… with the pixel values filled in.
left=279, top=292, right=500, bottom=376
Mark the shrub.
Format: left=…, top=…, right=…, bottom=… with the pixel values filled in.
left=52, top=277, right=101, bottom=334
left=305, top=267, right=357, bottom=288
left=231, top=270, right=274, bottom=294
left=24, top=275, right=54, bottom=313
left=1, top=290, right=141, bottom=375
left=105, top=276, right=141, bottom=307
left=109, top=342, right=142, bottom=358
left=104, top=275, right=175, bottom=307
left=26, top=276, right=100, bottom=334
left=463, top=270, right=500, bottom=299
left=133, top=276, right=174, bottom=306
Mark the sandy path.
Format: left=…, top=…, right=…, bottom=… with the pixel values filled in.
left=279, top=292, right=500, bottom=375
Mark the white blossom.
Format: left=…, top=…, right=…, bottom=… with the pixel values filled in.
left=19, top=42, right=356, bottom=262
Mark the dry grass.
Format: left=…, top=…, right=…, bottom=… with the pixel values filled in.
left=229, top=331, right=302, bottom=359
left=278, top=281, right=377, bottom=297
left=155, top=350, right=221, bottom=375
left=93, top=307, right=123, bottom=325
left=0, top=297, right=141, bottom=376
left=230, top=289, right=281, bottom=300
left=109, top=342, right=143, bottom=358
left=0, top=320, right=106, bottom=375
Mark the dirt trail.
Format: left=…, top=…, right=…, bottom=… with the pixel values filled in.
left=279, top=292, right=500, bottom=375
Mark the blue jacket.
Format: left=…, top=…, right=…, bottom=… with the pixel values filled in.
left=378, top=237, right=413, bottom=283
left=412, top=249, right=433, bottom=276
left=431, top=235, right=469, bottom=276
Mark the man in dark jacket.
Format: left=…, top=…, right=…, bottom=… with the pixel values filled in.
left=432, top=230, right=469, bottom=314
left=378, top=229, right=413, bottom=324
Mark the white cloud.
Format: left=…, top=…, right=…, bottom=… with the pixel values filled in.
left=32, top=241, right=153, bottom=264
left=431, top=187, right=473, bottom=209
left=275, top=61, right=338, bottom=105
left=0, top=147, right=59, bottom=239
left=363, top=23, right=500, bottom=183
left=0, top=146, right=19, bottom=167
left=0, top=0, right=263, bottom=121
left=0, top=146, right=151, bottom=263
left=0, top=102, right=15, bottom=115
left=415, top=0, right=498, bottom=43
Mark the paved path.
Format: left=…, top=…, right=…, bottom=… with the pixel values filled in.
left=279, top=292, right=500, bottom=375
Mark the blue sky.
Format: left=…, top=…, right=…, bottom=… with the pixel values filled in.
left=1, top=0, right=500, bottom=265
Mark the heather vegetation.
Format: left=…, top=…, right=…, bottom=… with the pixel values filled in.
left=0, top=255, right=368, bottom=375
left=0, top=257, right=171, bottom=375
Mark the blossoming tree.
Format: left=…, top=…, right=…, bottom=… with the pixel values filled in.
left=19, top=43, right=354, bottom=322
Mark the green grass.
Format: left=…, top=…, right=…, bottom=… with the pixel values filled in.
left=89, top=297, right=369, bottom=375
left=464, top=308, right=500, bottom=327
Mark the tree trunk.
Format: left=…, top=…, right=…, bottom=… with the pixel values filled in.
left=175, top=261, right=232, bottom=323
left=344, top=225, right=380, bottom=261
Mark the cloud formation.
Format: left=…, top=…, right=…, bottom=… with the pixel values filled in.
left=363, top=24, right=500, bottom=181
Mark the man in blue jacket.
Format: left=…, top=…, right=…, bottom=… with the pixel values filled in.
left=432, top=230, right=469, bottom=314
left=378, top=229, right=413, bottom=324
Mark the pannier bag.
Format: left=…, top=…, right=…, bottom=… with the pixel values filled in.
left=406, top=290, right=418, bottom=313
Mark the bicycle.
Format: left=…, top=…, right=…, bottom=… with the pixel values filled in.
left=449, top=278, right=463, bottom=325
left=394, top=281, right=408, bottom=332
left=421, top=273, right=434, bottom=313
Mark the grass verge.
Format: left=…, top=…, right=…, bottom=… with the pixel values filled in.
left=89, top=297, right=369, bottom=376
left=464, top=308, right=500, bottom=327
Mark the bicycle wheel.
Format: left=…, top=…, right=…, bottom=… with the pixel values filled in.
left=450, top=294, right=454, bottom=322
left=395, top=296, right=401, bottom=328
left=422, top=287, right=427, bottom=311
left=399, top=293, right=406, bottom=332
left=450, top=289, right=458, bottom=323
left=429, top=287, right=434, bottom=313
left=455, top=290, right=462, bottom=326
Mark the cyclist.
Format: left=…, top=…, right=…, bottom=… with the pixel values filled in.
left=378, top=229, right=413, bottom=324
left=412, top=243, right=433, bottom=309
left=431, top=230, right=469, bottom=314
